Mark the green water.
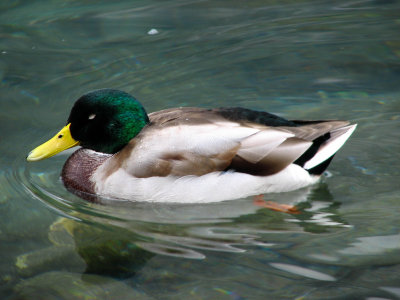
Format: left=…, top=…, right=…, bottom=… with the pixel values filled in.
left=1, top=0, right=400, bottom=299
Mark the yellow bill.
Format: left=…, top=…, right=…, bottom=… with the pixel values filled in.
left=27, top=123, right=79, bottom=162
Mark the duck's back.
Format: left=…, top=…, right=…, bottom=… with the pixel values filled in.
left=147, top=107, right=355, bottom=176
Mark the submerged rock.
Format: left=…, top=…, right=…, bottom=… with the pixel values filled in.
left=16, top=245, right=86, bottom=278
left=12, top=271, right=152, bottom=300
left=16, top=217, right=153, bottom=279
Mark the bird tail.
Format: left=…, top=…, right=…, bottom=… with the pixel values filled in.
left=294, top=124, right=357, bottom=175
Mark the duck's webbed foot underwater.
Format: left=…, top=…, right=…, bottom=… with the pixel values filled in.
left=253, top=195, right=300, bottom=214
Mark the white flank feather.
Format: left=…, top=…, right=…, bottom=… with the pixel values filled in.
left=92, top=164, right=319, bottom=203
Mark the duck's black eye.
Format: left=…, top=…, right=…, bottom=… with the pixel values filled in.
left=58, top=134, right=63, bottom=139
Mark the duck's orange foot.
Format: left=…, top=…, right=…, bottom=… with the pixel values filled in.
left=253, top=195, right=300, bottom=214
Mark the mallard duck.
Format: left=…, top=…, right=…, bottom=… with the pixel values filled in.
left=27, top=89, right=356, bottom=203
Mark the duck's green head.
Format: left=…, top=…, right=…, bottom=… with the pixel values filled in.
left=27, top=89, right=149, bottom=161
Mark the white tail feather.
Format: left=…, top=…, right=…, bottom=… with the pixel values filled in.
left=304, top=124, right=357, bottom=170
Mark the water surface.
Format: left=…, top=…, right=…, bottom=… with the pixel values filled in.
left=1, top=0, right=400, bottom=299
